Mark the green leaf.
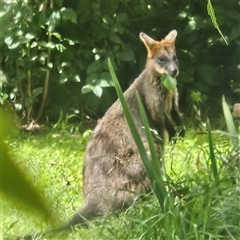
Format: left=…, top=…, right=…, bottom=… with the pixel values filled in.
left=230, top=26, right=240, bottom=41
left=207, top=0, right=228, bottom=45
left=230, top=80, right=240, bottom=94
left=222, top=96, right=237, bottom=135
left=52, top=32, right=62, bottom=41
left=222, top=95, right=238, bottom=150
left=100, top=72, right=112, bottom=80
left=4, top=36, right=13, bottom=46
left=32, top=87, right=43, bottom=98
left=0, top=93, right=8, bottom=104
left=47, top=62, right=53, bottom=69
left=30, top=41, right=38, bottom=48
left=116, top=13, right=127, bottom=23
left=24, top=97, right=33, bottom=107
left=55, top=43, right=66, bottom=52
left=161, top=74, right=176, bottom=91
left=38, top=11, right=46, bottom=25
left=109, top=32, right=122, bottom=45
left=48, top=11, right=61, bottom=33
left=93, top=85, right=103, bottom=98
left=191, top=91, right=202, bottom=103
left=55, top=0, right=64, bottom=7
left=179, top=73, right=194, bottom=83
left=25, top=33, right=35, bottom=40
left=73, top=75, right=81, bottom=82
left=197, top=64, right=216, bottom=85
left=85, top=73, right=98, bottom=83
left=60, top=7, right=77, bottom=23
left=95, top=79, right=113, bottom=87
left=14, top=103, right=22, bottom=111
left=8, top=42, right=20, bottom=49
left=39, top=41, right=56, bottom=49
left=82, top=84, right=93, bottom=94
left=82, top=78, right=112, bottom=96
left=59, top=73, right=68, bottom=84
left=117, top=50, right=135, bottom=62
left=194, top=82, right=210, bottom=93
left=5, top=36, right=20, bottom=49
left=45, top=42, right=55, bottom=49
left=87, top=61, right=102, bottom=74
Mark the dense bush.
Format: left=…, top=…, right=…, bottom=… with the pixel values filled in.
left=1, top=0, right=239, bottom=125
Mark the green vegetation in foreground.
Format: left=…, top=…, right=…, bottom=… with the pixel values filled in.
left=1, top=129, right=239, bottom=240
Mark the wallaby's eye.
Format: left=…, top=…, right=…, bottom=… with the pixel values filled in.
left=158, top=56, right=166, bottom=64
left=173, top=55, right=177, bottom=61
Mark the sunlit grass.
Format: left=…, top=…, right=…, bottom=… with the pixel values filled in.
left=1, top=129, right=239, bottom=239
left=1, top=132, right=89, bottom=238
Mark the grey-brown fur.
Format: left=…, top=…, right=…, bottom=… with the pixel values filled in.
left=64, top=30, right=183, bottom=229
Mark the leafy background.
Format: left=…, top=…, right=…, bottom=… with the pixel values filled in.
left=1, top=0, right=239, bottom=125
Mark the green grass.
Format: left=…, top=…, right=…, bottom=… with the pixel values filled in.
left=1, top=129, right=239, bottom=240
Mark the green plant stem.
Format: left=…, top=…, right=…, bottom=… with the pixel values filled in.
left=27, top=68, right=32, bottom=123
left=207, top=119, right=219, bottom=186
left=25, top=42, right=32, bottom=123
left=36, top=0, right=53, bottom=121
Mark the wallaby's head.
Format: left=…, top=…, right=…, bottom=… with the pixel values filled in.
left=139, top=30, right=179, bottom=77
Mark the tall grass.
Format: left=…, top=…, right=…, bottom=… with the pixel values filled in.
left=1, top=128, right=239, bottom=239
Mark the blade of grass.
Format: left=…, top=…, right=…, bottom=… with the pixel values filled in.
left=207, top=118, right=219, bottom=185
left=136, top=93, right=167, bottom=208
left=222, top=95, right=239, bottom=151
left=207, top=0, right=228, bottom=45
left=107, top=58, right=153, bottom=177
left=136, top=92, right=162, bottom=175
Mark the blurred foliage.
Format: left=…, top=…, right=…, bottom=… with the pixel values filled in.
left=0, top=108, right=55, bottom=225
left=1, top=0, right=239, bottom=125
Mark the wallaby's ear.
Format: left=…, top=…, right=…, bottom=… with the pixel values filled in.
left=164, top=30, right=177, bottom=43
left=139, top=32, right=155, bottom=56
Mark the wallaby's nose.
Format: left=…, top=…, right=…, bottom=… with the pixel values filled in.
left=172, top=68, right=179, bottom=77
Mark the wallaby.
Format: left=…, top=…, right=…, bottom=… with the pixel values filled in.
left=16, top=30, right=183, bottom=239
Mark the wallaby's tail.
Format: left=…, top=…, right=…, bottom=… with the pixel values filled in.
left=6, top=210, right=89, bottom=239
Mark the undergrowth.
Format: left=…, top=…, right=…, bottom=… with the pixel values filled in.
left=1, top=129, right=239, bottom=240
